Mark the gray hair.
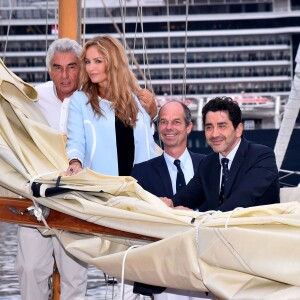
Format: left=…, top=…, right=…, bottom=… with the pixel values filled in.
left=158, top=100, right=192, bottom=126
left=46, top=38, right=82, bottom=71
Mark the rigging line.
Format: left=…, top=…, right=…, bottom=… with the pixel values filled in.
left=54, top=0, right=58, bottom=40
left=118, top=0, right=131, bottom=70
left=2, top=0, right=14, bottom=63
left=132, top=6, right=139, bottom=68
left=44, top=0, right=50, bottom=81
left=135, top=1, right=159, bottom=145
left=166, top=0, right=173, bottom=96
left=101, top=0, right=151, bottom=91
left=137, top=1, right=153, bottom=92
left=137, top=4, right=146, bottom=89
left=135, top=1, right=160, bottom=146
left=82, top=0, right=87, bottom=44
left=120, top=0, right=154, bottom=93
left=119, top=0, right=127, bottom=47
left=182, top=0, right=189, bottom=101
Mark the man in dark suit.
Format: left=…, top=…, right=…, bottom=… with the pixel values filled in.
left=163, top=96, right=280, bottom=211
left=132, top=101, right=205, bottom=198
left=131, top=101, right=209, bottom=300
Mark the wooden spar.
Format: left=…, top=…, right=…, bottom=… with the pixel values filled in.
left=0, top=197, right=158, bottom=242
left=59, top=0, right=81, bottom=43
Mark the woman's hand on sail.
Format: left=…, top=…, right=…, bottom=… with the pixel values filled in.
left=65, top=159, right=83, bottom=176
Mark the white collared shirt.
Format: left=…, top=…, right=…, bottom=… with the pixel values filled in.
left=219, top=139, right=241, bottom=188
left=164, top=148, right=194, bottom=194
left=35, top=81, right=70, bottom=134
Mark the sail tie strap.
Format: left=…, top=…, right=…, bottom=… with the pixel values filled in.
left=120, top=244, right=141, bottom=300
left=27, top=170, right=63, bottom=230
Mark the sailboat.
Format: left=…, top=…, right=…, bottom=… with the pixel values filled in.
left=1, top=1, right=300, bottom=299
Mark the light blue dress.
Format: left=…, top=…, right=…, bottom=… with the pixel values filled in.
left=66, top=91, right=157, bottom=176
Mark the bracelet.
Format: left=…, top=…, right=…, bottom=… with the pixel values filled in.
left=151, top=113, right=159, bottom=123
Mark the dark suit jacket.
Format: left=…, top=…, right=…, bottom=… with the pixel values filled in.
left=131, top=150, right=205, bottom=296
left=173, top=138, right=280, bottom=212
left=131, top=151, right=205, bottom=198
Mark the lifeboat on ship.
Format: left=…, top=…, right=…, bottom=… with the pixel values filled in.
left=232, top=94, right=276, bottom=119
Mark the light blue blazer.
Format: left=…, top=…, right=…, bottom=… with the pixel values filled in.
left=66, top=91, right=157, bottom=176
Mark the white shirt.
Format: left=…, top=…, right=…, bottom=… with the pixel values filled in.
left=219, top=139, right=241, bottom=188
left=164, top=148, right=194, bottom=194
left=34, top=81, right=70, bottom=133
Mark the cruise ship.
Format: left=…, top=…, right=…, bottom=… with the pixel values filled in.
left=0, top=0, right=300, bottom=131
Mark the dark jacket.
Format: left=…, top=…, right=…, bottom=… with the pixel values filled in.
left=173, top=138, right=280, bottom=211
left=131, top=151, right=205, bottom=198
left=130, top=150, right=205, bottom=296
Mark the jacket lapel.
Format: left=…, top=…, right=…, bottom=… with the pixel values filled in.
left=190, top=151, right=200, bottom=173
left=153, top=155, right=173, bottom=197
left=224, top=138, right=248, bottom=197
left=210, top=154, right=222, bottom=208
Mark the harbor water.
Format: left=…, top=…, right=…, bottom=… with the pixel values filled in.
left=0, top=221, right=121, bottom=300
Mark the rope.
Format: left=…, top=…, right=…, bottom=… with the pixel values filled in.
left=137, top=1, right=153, bottom=91
left=25, top=205, right=44, bottom=221
left=225, top=207, right=243, bottom=229
left=44, top=0, right=50, bottom=81
left=137, top=4, right=146, bottom=88
left=53, top=0, right=58, bottom=40
left=194, top=210, right=220, bottom=252
left=2, top=0, right=13, bottom=63
left=119, top=0, right=127, bottom=47
left=27, top=196, right=51, bottom=231
left=132, top=7, right=138, bottom=68
left=182, top=0, right=189, bottom=101
left=194, top=207, right=244, bottom=254
left=120, top=245, right=140, bottom=300
left=82, top=0, right=87, bottom=44
left=166, top=0, right=173, bottom=96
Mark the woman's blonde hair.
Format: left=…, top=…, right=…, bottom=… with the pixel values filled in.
left=80, top=35, right=140, bottom=126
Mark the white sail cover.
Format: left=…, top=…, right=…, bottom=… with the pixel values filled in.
left=1, top=58, right=300, bottom=299
left=274, top=43, right=300, bottom=169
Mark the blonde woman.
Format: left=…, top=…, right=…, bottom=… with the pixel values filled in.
left=66, top=35, right=157, bottom=176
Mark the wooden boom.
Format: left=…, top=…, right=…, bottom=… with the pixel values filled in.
left=0, top=197, right=158, bottom=242
left=0, top=196, right=158, bottom=300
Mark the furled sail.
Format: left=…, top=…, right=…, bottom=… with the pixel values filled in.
left=274, top=44, right=300, bottom=169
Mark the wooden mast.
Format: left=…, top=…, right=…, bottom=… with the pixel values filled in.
left=58, top=0, right=81, bottom=43
left=49, top=2, right=81, bottom=298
